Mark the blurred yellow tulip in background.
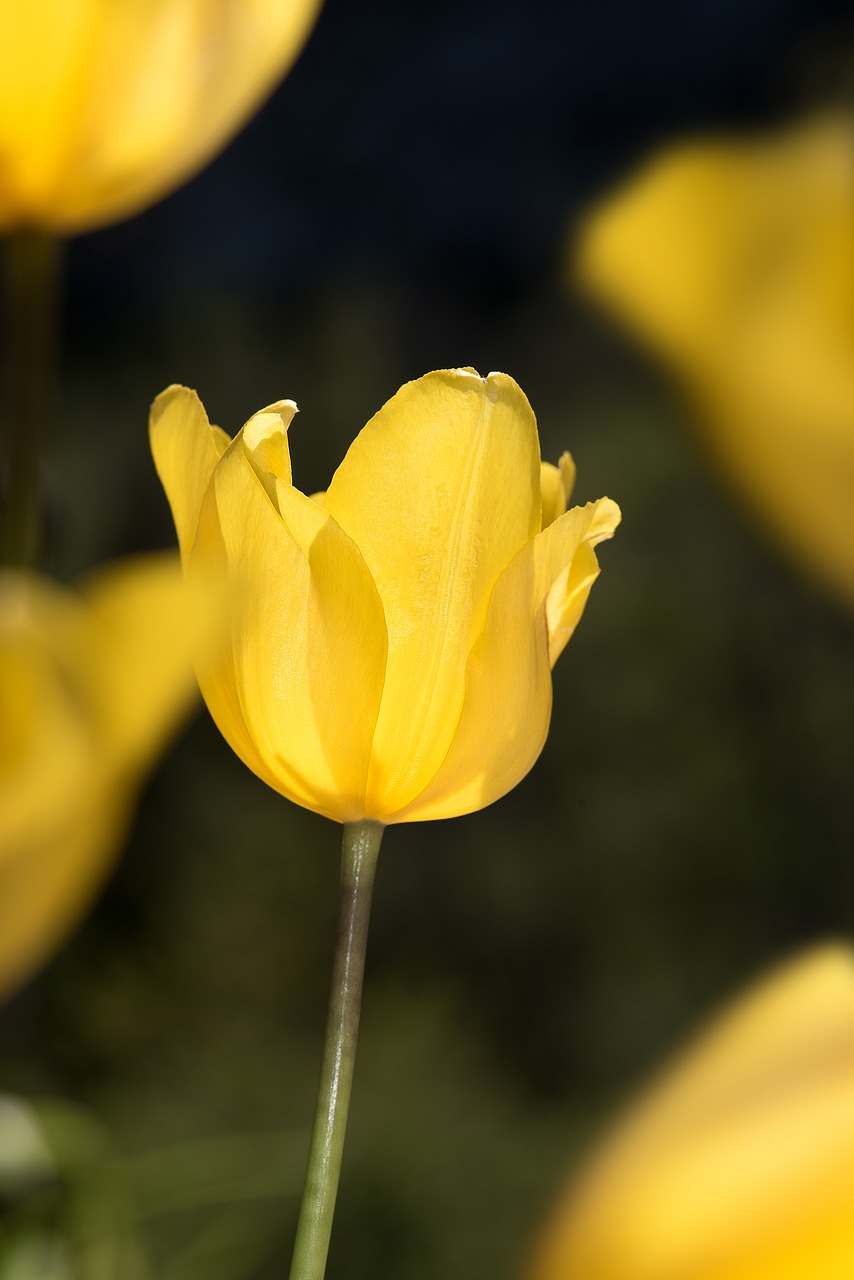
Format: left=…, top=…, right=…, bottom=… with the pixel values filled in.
left=528, top=945, right=854, bottom=1280
left=0, top=0, right=323, bottom=233
left=576, top=117, right=854, bottom=605
left=150, top=370, right=620, bottom=825
left=0, top=554, right=207, bottom=999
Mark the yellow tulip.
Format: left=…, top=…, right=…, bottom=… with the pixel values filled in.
left=527, top=946, right=854, bottom=1280
left=575, top=118, right=854, bottom=605
left=0, top=0, right=322, bottom=233
left=150, top=369, right=620, bottom=825
left=0, top=554, right=205, bottom=999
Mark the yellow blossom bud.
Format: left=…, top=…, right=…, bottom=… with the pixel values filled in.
left=150, top=369, right=620, bottom=824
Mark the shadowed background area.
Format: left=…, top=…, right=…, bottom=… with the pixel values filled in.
left=3, top=0, right=854, bottom=1277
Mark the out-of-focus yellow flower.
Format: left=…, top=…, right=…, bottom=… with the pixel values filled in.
left=0, top=0, right=322, bottom=233
left=527, top=946, right=854, bottom=1280
left=576, top=118, right=854, bottom=605
left=0, top=554, right=204, bottom=999
left=150, top=369, right=620, bottom=825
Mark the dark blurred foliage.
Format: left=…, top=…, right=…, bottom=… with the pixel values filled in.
left=4, top=1, right=854, bottom=1277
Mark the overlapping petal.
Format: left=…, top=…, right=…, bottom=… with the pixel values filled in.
left=541, top=452, right=577, bottom=528
left=0, top=0, right=322, bottom=232
left=393, top=499, right=620, bottom=822
left=153, top=387, right=388, bottom=821
left=150, top=386, right=228, bottom=563
left=325, top=369, right=542, bottom=816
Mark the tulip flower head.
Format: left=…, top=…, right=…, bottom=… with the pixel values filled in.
left=151, top=369, right=619, bottom=825
left=0, top=0, right=323, bottom=233
left=0, top=555, right=206, bottom=999
left=527, top=946, right=854, bottom=1280
left=575, top=117, right=854, bottom=605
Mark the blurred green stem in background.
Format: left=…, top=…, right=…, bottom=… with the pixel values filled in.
left=289, top=820, right=384, bottom=1280
left=1, top=230, right=63, bottom=567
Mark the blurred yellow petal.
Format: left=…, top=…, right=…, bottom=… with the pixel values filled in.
left=528, top=946, right=854, bottom=1280
left=393, top=498, right=619, bottom=823
left=541, top=452, right=577, bottom=528
left=325, top=369, right=542, bottom=815
left=0, top=579, right=92, bottom=860
left=152, top=373, right=618, bottom=824
left=576, top=116, right=854, bottom=605
left=577, top=141, right=751, bottom=365
left=0, top=786, right=128, bottom=1013
left=0, top=0, right=323, bottom=232
left=81, top=554, right=214, bottom=768
left=0, top=555, right=202, bottom=999
left=186, top=419, right=388, bottom=823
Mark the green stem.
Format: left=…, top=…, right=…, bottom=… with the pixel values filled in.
left=1, top=230, right=63, bottom=567
left=289, top=820, right=384, bottom=1280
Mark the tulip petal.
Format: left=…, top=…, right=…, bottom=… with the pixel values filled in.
left=211, top=424, right=232, bottom=457
left=393, top=498, right=620, bottom=822
left=541, top=452, right=577, bottom=528
left=150, top=385, right=225, bottom=563
left=324, top=369, right=542, bottom=816
left=190, top=429, right=388, bottom=822
left=545, top=497, right=620, bottom=666
left=242, top=400, right=297, bottom=500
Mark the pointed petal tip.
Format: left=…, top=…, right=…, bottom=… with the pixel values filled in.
left=241, top=401, right=299, bottom=492
left=558, top=451, right=576, bottom=498
left=587, top=497, right=622, bottom=543
left=541, top=452, right=580, bottom=528
left=149, top=383, right=202, bottom=425
left=242, top=399, right=299, bottom=451
left=148, top=386, right=224, bottom=562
